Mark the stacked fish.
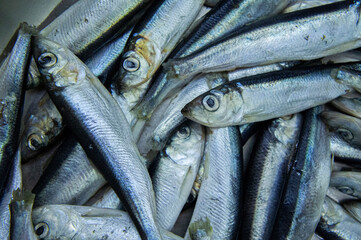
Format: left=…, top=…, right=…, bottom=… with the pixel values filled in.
left=2, top=0, right=361, bottom=239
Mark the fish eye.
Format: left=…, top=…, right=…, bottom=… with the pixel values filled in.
left=27, top=133, right=44, bottom=151
left=123, top=57, right=140, bottom=72
left=177, top=125, right=191, bottom=139
left=202, top=95, right=219, bottom=112
left=337, top=128, right=353, bottom=141
left=337, top=186, right=354, bottom=195
left=38, top=53, right=57, bottom=67
left=34, top=222, right=49, bottom=238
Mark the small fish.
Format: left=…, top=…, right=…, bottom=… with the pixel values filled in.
left=330, top=132, right=361, bottom=165
left=330, top=171, right=361, bottom=199
left=343, top=201, right=361, bottom=223
left=331, top=92, right=361, bottom=119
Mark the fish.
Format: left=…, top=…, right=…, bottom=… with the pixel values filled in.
left=20, top=92, right=63, bottom=162
left=184, top=127, right=242, bottom=240
left=32, top=205, right=182, bottom=240
left=271, top=106, right=332, bottom=240
left=330, top=132, right=361, bottom=165
left=0, top=149, right=21, bottom=239
left=0, top=23, right=33, bottom=192
left=343, top=200, right=361, bottom=223
left=33, top=37, right=162, bottom=240
left=90, top=186, right=123, bottom=210
left=317, top=197, right=361, bottom=240
left=321, top=111, right=361, bottom=148
left=241, top=114, right=303, bottom=240
left=330, top=171, right=361, bottom=199
left=331, top=92, right=361, bottom=119
left=10, top=190, right=38, bottom=240
left=32, top=135, right=106, bottom=207
left=116, top=0, right=205, bottom=109
left=165, top=0, right=361, bottom=79
left=182, top=66, right=351, bottom=127
left=283, top=0, right=344, bottom=13
left=134, top=0, right=292, bottom=119
left=151, top=121, right=205, bottom=230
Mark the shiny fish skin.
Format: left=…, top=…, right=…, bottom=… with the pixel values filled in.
left=185, top=127, right=242, bottom=240
left=330, top=132, right=361, bottom=165
left=241, top=114, right=303, bottom=240
left=134, top=0, right=292, bottom=119
left=317, top=197, right=361, bottom=240
left=343, top=201, right=361, bottom=223
left=0, top=149, right=21, bottom=240
left=0, top=24, right=32, bottom=193
left=20, top=92, right=63, bottom=162
left=182, top=66, right=351, bottom=127
left=10, top=190, right=38, bottom=240
left=32, top=205, right=182, bottom=240
left=117, top=0, right=205, bottom=109
left=283, top=0, right=344, bottom=13
left=331, top=92, right=361, bottom=119
left=271, top=106, right=332, bottom=240
left=166, top=0, right=361, bottom=79
left=330, top=171, right=361, bottom=199
left=32, top=136, right=106, bottom=207
left=33, top=38, right=162, bottom=240
left=321, top=111, right=361, bottom=148
left=151, top=121, right=205, bottom=231
left=91, top=186, right=123, bottom=210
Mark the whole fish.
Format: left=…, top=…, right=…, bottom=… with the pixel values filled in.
left=330, top=131, right=361, bottom=164
left=134, top=0, right=292, bottom=119
left=343, top=201, right=361, bottom=223
left=33, top=37, right=162, bottom=240
left=0, top=149, right=21, bottom=240
left=32, top=136, right=106, bottom=207
left=330, top=171, right=361, bottom=199
left=321, top=111, right=361, bottom=148
left=151, top=121, right=205, bottom=230
left=165, top=0, right=361, bottom=79
left=10, top=190, right=38, bottom=240
left=116, top=0, right=205, bottom=108
left=0, top=23, right=32, bottom=192
left=32, top=205, right=182, bottom=240
left=317, top=197, right=361, bottom=240
left=184, top=127, right=242, bottom=240
left=182, top=66, right=351, bottom=127
left=271, top=106, right=332, bottom=240
left=331, top=92, right=361, bottom=119
left=20, top=92, right=63, bottom=162
left=241, top=114, right=303, bottom=240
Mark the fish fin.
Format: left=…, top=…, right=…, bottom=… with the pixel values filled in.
left=188, top=217, right=213, bottom=240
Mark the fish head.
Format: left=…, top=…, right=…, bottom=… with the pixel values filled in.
left=118, top=37, right=160, bottom=92
left=33, top=36, right=86, bottom=90
left=164, top=121, right=205, bottom=166
left=32, top=205, right=80, bottom=239
left=321, top=111, right=361, bottom=147
left=181, top=84, right=244, bottom=127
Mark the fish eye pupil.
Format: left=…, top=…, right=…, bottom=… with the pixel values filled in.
left=40, top=56, right=52, bottom=64
left=206, top=97, right=215, bottom=108
left=123, top=57, right=140, bottom=72
left=28, top=134, right=43, bottom=150
left=38, top=53, right=57, bottom=67
left=35, top=222, right=49, bottom=238
left=36, top=226, right=44, bottom=235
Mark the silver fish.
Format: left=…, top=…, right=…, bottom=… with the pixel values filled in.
left=165, top=0, right=361, bottom=79
left=182, top=66, right=351, bottom=127
left=33, top=37, right=162, bottom=240
left=184, top=127, right=242, bottom=240
left=317, top=197, right=361, bottom=240
left=331, top=92, right=361, bottom=119
left=343, top=201, right=361, bottom=223
left=330, top=132, right=361, bottom=165
left=151, top=121, right=205, bottom=230
left=330, top=171, right=361, bottom=199
left=241, top=114, right=303, bottom=240
left=32, top=205, right=182, bottom=240
left=271, top=106, right=332, bottom=240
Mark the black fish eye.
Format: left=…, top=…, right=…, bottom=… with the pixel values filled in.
left=27, top=134, right=43, bottom=151
left=34, top=222, right=49, bottom=238
left=38, top=53, right=57, bottom=67
left=202, top=95, right=219, bottom=112
left=123, top=57, right=140, bottom=72
left=177, top=125, right=191, bottom=138
left=337, top=128, right=353, bottom=141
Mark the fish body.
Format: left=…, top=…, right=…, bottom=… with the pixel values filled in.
left=0, top=24, right=32, bottom=192
left=91, top=187, right=123, bottom=210
left=33, top=136, right=106, bottom=207
left=151, top=121, right=205, bottom=230
left=330, top=171, right=361, bottom=199
left=241, top=114, right=303, bottom=240
left=185, top=127, right=242, bottom=240
left=331, top=92, right=361, bottom=119
left=271, top=106, right=332, bottom=240
left=33, top=37, right=162, bottom=240
left=182, top=67, right=351, bottom=127
left=166, top=0, right=361, bottom=79
left=330, top=132, right=361, bottom=165
left=343, top=201, right=361, bottom=223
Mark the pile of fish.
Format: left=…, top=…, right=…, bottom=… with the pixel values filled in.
left=3, top=0, right=361, bottom=239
